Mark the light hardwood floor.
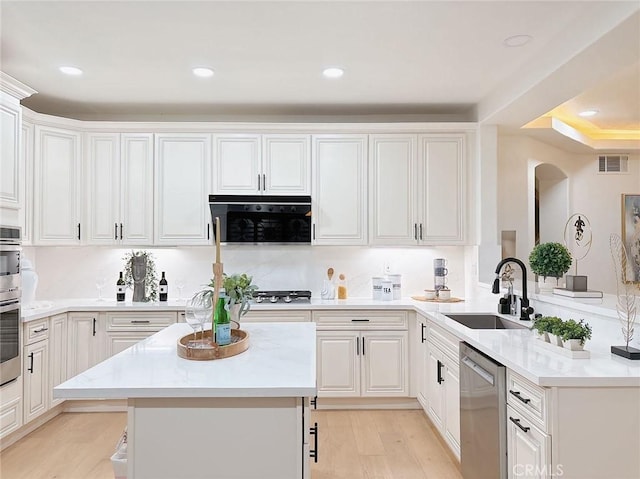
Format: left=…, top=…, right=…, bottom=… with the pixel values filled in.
left=0, top=410, right=461, bottom=479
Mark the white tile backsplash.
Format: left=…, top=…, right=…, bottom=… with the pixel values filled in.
left=25, top=245, right=467, bottom=301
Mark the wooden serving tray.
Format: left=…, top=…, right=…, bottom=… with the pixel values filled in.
left=411, top=295, right=464, bottom=303
left=177, top=328, right=249, bottom=361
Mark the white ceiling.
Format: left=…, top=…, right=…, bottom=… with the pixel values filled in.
left=1, top=0, right=639, bottom=148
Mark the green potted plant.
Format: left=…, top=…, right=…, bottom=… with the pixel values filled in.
left=193, top=273, right=258, bottom=324
left=531, top=316, right=553, bottom=342
left=559, top=319, right=592, bottom=351
left=547, top=316, right=566, bottom=346
left=529, top=242, right=572, bottom=290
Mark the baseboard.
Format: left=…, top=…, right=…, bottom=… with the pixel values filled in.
left=316, top=397, right=421, bottom=410
left=0, top=404, right=64, bottom=452
left=62, top=399, right=127, bottom=412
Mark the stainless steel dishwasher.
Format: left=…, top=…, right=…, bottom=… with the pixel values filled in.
left=459, top=342, right=507, bottom=479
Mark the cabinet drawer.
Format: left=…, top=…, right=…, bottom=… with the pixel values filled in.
left=507, top=370, right=550, bottom=433
left=24, top=319, right=50, bottom=345
left=105, top=312, right=177, bottom=331
left=243, top=310, right=311, bottom=322
left=0, top=376, right=22, bottom=438
left=427, top=322, right=459, bottom=361
left=312, top=311, right=408, bottom=330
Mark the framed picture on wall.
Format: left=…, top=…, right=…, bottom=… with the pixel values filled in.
left=621, top=194, right=640, bottom=283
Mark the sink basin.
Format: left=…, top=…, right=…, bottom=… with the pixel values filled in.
left=443, top=313, right=529, bottom=330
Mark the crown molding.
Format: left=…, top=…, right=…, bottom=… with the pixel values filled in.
left=0, top=72, right=37, bottom=100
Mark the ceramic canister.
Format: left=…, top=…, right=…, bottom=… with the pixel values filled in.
left=387, top=273, right=402, bottom=300
left=381, top=280, right=393, bottom=301
left=372, top=276, right=384, bottom=300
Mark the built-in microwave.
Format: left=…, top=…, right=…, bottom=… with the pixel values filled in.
left=209, top=195, right=312, bottom=244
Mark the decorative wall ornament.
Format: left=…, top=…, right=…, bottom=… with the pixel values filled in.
left=610, top=233, right=639, bottom=359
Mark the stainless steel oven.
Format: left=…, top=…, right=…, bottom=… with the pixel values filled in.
left=0, top=226, right=21, bottom=386
left=209, top=195, right=312, bottom=244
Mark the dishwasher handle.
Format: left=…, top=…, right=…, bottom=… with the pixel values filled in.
left=462, top=355, right=495, bottom=386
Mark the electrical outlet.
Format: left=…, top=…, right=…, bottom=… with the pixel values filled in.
left=383, top=261, right=391, bottom=274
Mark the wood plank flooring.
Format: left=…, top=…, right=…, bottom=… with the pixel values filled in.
left=0, top=410, right=461, bottom=479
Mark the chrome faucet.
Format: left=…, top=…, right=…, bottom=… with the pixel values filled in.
left=492, top=257, right=534, bottom=321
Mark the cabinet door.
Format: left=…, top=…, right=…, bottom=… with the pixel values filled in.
left=418, top=133, right=466, bottom=244
left=443, top=361, right=461, bottom=458
left=507, top=405, right=551, bottom=479
left=263, top=134, right=311, bottom=195
left=155, top=134, right=211, bottom=245
left=33, top=126, right=82, bottom=244
left=316, top=330, right=360, bottom=397
left=425, top=346, right=445, bottom=430
left=369, top=134, right=418, bottom=245
left=361, top=330, right=409, bottom=397
left=0, top=376, right=23, bottom=438
left=23, top=340, right=49, bottom=423
left=67, top=313, right=103, bottom=378
left=0, top=96, right=21, bottom=209
left=121, top=134, right=154, bottom=245
left=49, top=314, right=67, bottom=408
left=86, top=133, right=120, bottom=245
left=19, top=122, right=34, bottom=244
left=312, top=135, right=367, bottom=245
left=416, top=320, right=429, bottom=410
left=212, top=134, right=261, bottom=194
left=106, top=331, right=152, bottom=357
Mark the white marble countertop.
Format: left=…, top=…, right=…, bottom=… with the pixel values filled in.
left=54, top=322, right=317, bottom=399
left=36, top=292, right=640, bottom=388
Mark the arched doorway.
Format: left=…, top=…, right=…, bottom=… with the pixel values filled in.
left=534, top=163, right=568, bottom=245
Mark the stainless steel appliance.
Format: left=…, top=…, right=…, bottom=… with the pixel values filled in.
left=0, top=226, right=21, bottom=386
left=209, top=195, right=312, bottom=244
left=459, top=342, right=507, bottom=479
left=253, top=290, right=312, bottom=304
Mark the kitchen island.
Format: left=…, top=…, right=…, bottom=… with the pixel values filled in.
left=54, top=322, right=317, bottom=479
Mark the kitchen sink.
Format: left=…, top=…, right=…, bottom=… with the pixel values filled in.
left=443, top=313, right=529, bottom=330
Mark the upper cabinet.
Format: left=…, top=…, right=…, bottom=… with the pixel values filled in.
left=418, top=134, right=466, bottom=244
left=33, top=126, right=82, bottom=245
left=370, top=132, right=468, bottom=246
left=0, top=96, right=21, bottom=210
left=312, top=135, right=368, bottom=245
left=19, top=122, right=34, bottom=244
left=85, top=133, right=154, bottom=245
left=154, top=133, right=212, bottom=245
left=212, top=134, right=310, bottom=195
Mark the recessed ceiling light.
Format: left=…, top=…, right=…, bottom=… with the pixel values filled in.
left=322, top=67, right=344, bottom=79
left=59, top=66, right=83, bottom=76
left=193, top=67, right=214, bottom=78
left=503, top=35, right=533, bottom=47
left=579, top=109, right=599, bottom=117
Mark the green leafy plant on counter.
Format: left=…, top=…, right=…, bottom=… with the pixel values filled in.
left=122, top=250, right=158, bottom=302
left=528, top=242, right=572, bottom=281
left=532, top=316, right=563, bottom=334
left=559, top=319, right=592, bottom=346
left=193, top=273, right=259, bottom=319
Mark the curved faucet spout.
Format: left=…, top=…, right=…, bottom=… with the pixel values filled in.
left=493, top=257, right=533, bottom=320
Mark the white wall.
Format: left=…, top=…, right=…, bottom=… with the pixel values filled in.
left=498, top=134, right=640, bottom=293
left=24, top=245, right=467, bottom=302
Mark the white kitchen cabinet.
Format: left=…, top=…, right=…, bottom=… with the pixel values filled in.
left=312, top=135, right=368, bottom=245
left=155, top=133, right=212, bottom=245
left=212, top=134, right=310, bottom=195
left=425, top=322, right=461, bottom=458
left=0, top=94, right=21, bottom=210
left=67, top=312, right=104, bottom=378
left=507, top=405, right=551, bottom=479
left=23, top=338, right=49, bottom=423
left=49, top=313, right=67, bottom=408
left=85, top=133, right=154, bottom=245
left=241, top=310, right=312, bottom=322
left=104, top=311, right=177, bottom=356
left=416, top=316, right=429, bottom=409
left=418, top=133, right=466, bottom=244
left=33, top=125, right=82, bottom=244
left=315, top=312, right=409, bottom=398
left=106, top=331, right=151, bottom=356
left=19, top=122, right=34, bottom=244
left=369, top=134, right=419, bottom=245
left=0, top=376, right=23, bottom=439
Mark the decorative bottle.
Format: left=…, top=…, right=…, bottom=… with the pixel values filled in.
left=159, top=272, right=168, bottom=302
left=337, top=274, right=348, bottom=299
left=214, top=291, right=231, bottom=346
left=116, top=272, right=126, bottom=302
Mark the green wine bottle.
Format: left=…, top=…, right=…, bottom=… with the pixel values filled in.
left=214, top=291, right=231, bottom=346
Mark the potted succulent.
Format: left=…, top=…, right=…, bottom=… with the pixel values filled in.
left=547, top=316, right=566, bottom=347
left=559, top=319, right=592, bottom=351
left=529, top=242, right=572, bottom=291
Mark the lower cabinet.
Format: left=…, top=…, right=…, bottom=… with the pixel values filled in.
left=67, top=312, right=104, bottom=378
left=23, top=338, right=49, bottom=423
left=49, top=313, right=67, bottom=408
left=242, top=310, right=312, bottom=322
left=0, top=377, right=23, bottom=439
left=106, top=331, right=153, bottom=356
left=316, top=329, right=409, bottom=397
left=507, top=405, right=551, bottom=479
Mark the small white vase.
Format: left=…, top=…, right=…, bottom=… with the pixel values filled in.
left=537, top=277, right=556, bottom=292
left=535, top=331, right=549, bottom=342
left=549, top=333, right=563, bottom=347
left=563, top=339, right=585, bottom=351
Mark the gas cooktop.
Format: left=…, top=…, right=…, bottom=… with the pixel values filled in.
left=253, top=290, right=312, bottom=304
